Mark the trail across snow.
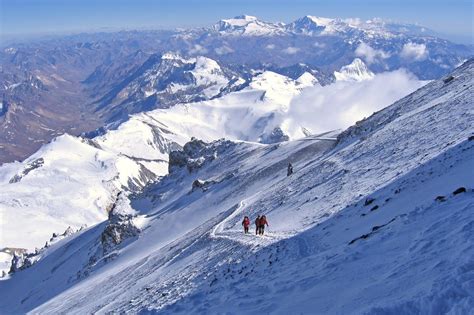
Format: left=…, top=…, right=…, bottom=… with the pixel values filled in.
left=210, top=198, right=291, bottom=246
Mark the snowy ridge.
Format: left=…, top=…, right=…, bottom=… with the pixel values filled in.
left=0, top=60, right=472, bottom=313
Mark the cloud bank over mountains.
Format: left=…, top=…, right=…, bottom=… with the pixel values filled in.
left=284, top=69, right=427, bottom=134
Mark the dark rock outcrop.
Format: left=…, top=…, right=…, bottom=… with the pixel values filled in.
left=364, top=198, right=375, bottom=206
left=259, top=127, right=290, bottom=144
left=9, top=158, right=45, bottom=183
left=101, top=195, right=140, bottom=255
left=168, top=138, right=236, bottom=174
left=452, top=187, right=466, bottom=195
left=435, top=195, right=446, bottom=202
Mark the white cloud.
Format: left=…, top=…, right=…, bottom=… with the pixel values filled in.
left=189, top=44, right=208, bottom=55
left=266, top=44, right=275, bottom=50
left=283, top=47, right=300, bottom=54
left=214, top=46, right=234, bottom=55
left=400, top=42, right=428, bottom=61
left=344, top=18, right=362, bottom=27
left=313, top=42, right=326, bottom=48
left=355, top=42, right=390, bottom=64
left=282, top=69, right=427, bottom=136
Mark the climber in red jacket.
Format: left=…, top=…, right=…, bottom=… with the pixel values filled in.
left=258, top=215, right=269, bottom=235
left=242, top=216, right=250, bottom=234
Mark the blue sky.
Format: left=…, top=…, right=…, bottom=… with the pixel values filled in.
left=1, top=0, right=473, bottom=43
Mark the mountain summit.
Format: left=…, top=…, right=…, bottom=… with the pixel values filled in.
left=334, top=58, right=375, bottom=81
left=212, top=15, right=285, bottom=36
left=287, top=15, right=341, bottom=35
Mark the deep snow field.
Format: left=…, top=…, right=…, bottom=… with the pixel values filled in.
left=0, top=59, right=472, bottom=314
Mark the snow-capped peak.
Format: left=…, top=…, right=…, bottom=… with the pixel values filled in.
left=190, top=56, right=230, bottom=95
left=194, top=56, right=221, bottom=72
left=334, top=58, right=375, bottom=82
left=249, top=71, right=293, bottom=90
left=287, top=15, right=348, bottom=35
left=213, top=15, right=285, bottom=36
left=295, top=72, right=320, bottom=87
left=305, top=15, right=334, bottom=26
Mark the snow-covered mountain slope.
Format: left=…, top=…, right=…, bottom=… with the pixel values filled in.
left=93, top=53, right=247, bottom=123
left=1, top=60, right=472, bottom=313
left=0, top=67, right=426, bottom=269
left=154, top=138, right=474, bottom=315
left=96, top=66, right=424, bottom=165
left=334, top=58, right=375, bottom=81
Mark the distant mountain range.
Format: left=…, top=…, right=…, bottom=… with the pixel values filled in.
left=210, top=14, right=438, bottom=37
left=0, top=15, right=472, bottom=164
